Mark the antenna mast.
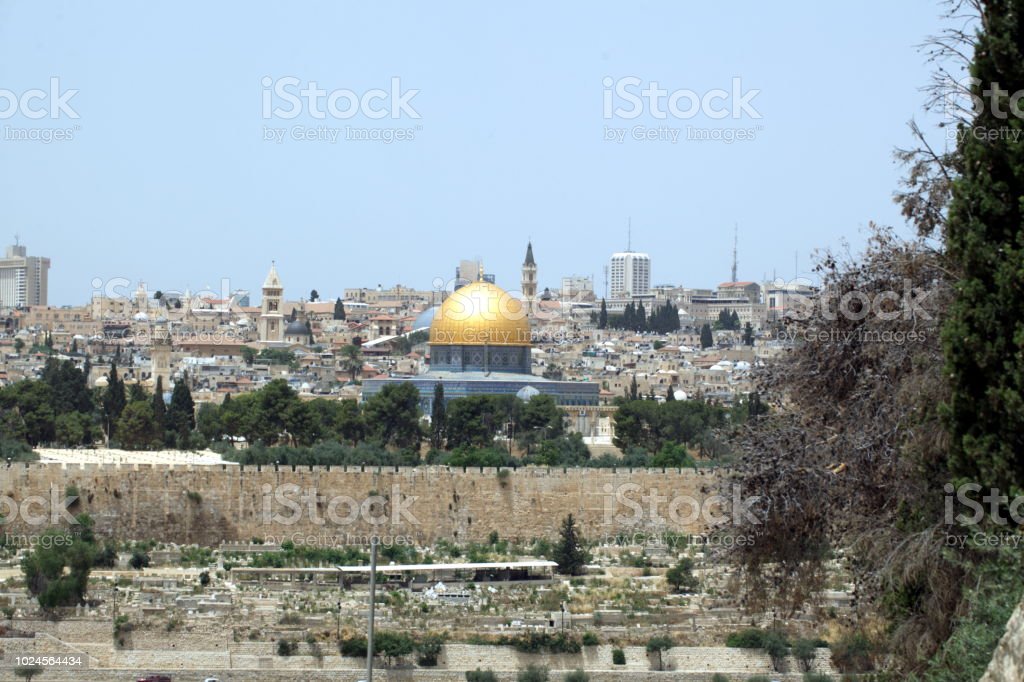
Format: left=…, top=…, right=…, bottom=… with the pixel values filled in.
left=731, top=224, right=738, bottom=283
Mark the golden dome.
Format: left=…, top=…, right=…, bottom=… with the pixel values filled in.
left=430, top=280, right=532, bottom=347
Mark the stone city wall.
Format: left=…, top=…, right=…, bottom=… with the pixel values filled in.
left=0, top=463, right=725, bottom=546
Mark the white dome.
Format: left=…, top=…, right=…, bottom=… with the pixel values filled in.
left=516, top=385, right=541, bottom=402
left=94, top=376, right=109, bottom=388
left=133, top=312, right=149, bottom=321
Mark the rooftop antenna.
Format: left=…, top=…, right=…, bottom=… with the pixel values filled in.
left=13, top=233, right=20, bottom=247
left=731, top=224, right=738, bottom=283
left=627, top=218, right=632, bottom=252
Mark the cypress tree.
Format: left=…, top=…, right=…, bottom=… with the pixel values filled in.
left=943, top=2, right=1024, bottom=491
left=430, top=383, right=447, bottom=450
left=599, top=299, right=608, bottom=330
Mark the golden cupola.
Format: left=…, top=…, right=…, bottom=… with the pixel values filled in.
left=429, top=279, right=532, bottom=347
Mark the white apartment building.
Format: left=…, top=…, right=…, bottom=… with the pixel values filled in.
left=609, top=251, right=651, bottom=298
left=0, top=243, right=50, bottom=308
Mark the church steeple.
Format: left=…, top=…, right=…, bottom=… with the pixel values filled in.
left=521, top=241, right=537, bottom=314
left=259, top=262, right=285, bottom=343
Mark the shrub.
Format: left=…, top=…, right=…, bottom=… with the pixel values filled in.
left=792, top=638, right=819, bottom=672
left=647, top=634, right=674, bottom=671
left=415, top=632, right=446, bottom=666
left=762, top=630, right=790, bottom=672
left=466, top=670, right=498, bottom=682
left=711, top=675, right=731, bottom=682
left=802, top=674, right=833, bottom=682
left=829, top=631, right=876, bottom=673
left=339, top=635, right=367, bottom=657
left=581, top=631, right=599, bottom=646
left=726, top=628, right=768, bottom=648
left=517, top=664, right=549, bottom=682
left=276, top=639, right=297, bottom=656
left=564, top=671, right=589, bottom=682
left=128, top=550, right=150, bottom=570
left=746, top=677, right=772, bottom=682
left=612, top=647, right=626, bottom=665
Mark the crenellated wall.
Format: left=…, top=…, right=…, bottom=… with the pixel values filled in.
left=0, top=464, right=721, bottom=546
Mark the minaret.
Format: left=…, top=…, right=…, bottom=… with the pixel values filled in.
left=521, top=242, right=537, bottom=314
left=150, top=321, right=172, bottom=389
left=258, top=262, right=284, bottom=343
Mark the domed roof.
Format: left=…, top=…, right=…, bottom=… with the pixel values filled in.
left=285, top=319, right=309, bottom=336
left=430, top=280, right=531, bottom=347
left=413, top=305, right=439, bottom=330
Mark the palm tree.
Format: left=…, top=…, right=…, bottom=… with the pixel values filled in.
left=340, top=344, right=362, bottom=383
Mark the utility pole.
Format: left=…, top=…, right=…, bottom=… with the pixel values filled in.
left=366, top=536, right=379, bottom=682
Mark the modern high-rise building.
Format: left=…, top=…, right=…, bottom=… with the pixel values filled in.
left=609, top=251, right=650, bottom=298
left=455, top=259, right=495, bottom=289
left=0, top=242, right=50, bottom=308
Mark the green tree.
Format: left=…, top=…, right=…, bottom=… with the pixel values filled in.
left=333, top=297, right=346, bottom=320
left=942, top=2, right=1024, bottom=493
left=646, top=634, right=674, bottom=671
left=13, top=338, right=24, bottom=353
left=699, top=323, right=714, bottom=349
left=54, top=412, right=92, bottom=447
left=430, top=383, right=447, bottom=450
left=374, top=630, right=414, bottom=666
left=101, top=361, right=126, bottom=441
left=554, top=514, right=587, bottom=576
left=21, top=515, right=97, bottom=609
left=665, top=557, right=699, bottom=593
left=362, top=382, right=421, bottom=450
left=128, top=550, right=151, bottom=570
left=309, top=288, right=319, bottom=302
left=167, top=374, right=195, bottom=443
left=598, top=299, right=608, bottom=329
left=151, top=375, right=166, bottom=433
left=340, top=344, right=362, bottom=382
left=466, top=670, right=498, bottom=682
left=117, top=401, right=158, bottom=450
left=742, top=322, right=754, bottom=345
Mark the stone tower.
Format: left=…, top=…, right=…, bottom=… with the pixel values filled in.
left=521, top=242, right=537, bottom=314
left=150, top=322, right=172, bottom=389
left=258, top=262, right=284, bottom=343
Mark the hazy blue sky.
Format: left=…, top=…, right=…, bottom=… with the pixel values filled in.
left=0, top=1, right=952, bottom=305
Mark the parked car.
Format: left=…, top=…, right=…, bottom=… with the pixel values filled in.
left=136, top=676, right=171, bottom=682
